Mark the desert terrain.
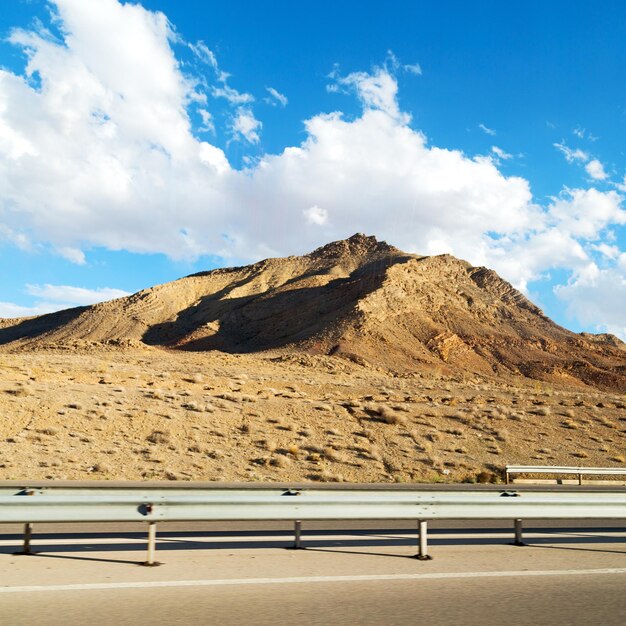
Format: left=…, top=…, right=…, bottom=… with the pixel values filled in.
left=0, top=234, right=624, bottom=482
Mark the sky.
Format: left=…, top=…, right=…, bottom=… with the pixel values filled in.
left=0, top=0, right=625, bottom=338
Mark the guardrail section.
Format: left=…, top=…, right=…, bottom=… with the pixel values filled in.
left=2, top=489, right=625, bottom=566
left=506, top=465, right=626, bottom=484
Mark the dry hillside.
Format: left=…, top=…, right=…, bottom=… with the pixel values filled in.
left=1, top=233, right=624, bottom=391
left=0, top=234, right=624, bottom=483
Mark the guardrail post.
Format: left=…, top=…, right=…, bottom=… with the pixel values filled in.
left=143, top=522, right=160, bottom=566
left=415, top=520, right=432, bottom=560
left=293, top=520, right=303, bottom=549
left=578, top=473, right=583, bottom=486
left=513, top=518, right=525, bottom=546
left=13, top=523, right=34, bottom=555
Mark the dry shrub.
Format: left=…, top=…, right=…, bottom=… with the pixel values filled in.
left=270, top=456, right=289, bottom=468
left=598, top=418, right=616, bottom=429
left=319, top=470, right=343, bottom=482
left=427, top=454, right=444, bottom=470
left=147, top=430, right=170, bottom=444
left=218, top=392, right=241, bottom=403
left=572, top=451, right=589, bottom=459
left=37, top=427, right=58, bottom=436
left=259, top=439, right=277, bottom=453
left=494, top=428, right=508, bottom=442
left=476, top=470, right=497, bottom=483
left=368, top=445, right=382, bottom=462
left=6, top=387, right=30, bottom=397
left=181, top=401, right=201, bottom=412
left=323, top=447, right=344, bottom=463
left=85, top=460, right=111, bottom=473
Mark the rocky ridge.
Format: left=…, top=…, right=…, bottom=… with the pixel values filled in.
left=0, top=234, right=624, bottom=391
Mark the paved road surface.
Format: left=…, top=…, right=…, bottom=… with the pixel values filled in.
left=1, top=520, right=625, bottom=625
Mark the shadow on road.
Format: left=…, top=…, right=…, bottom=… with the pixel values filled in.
left=1, top=526, right=624, bottom=566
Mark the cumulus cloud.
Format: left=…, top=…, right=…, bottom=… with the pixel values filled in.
left=303, top=205, right=328, bottom=225
left=231, top=107, right=261, bottom=143
left=329, top=65, right=409, bottom=122
left=555, top=260, right=626, bottom=339
left=585, top=158, right=608, bottom=180
left=478, top=123, right=496, bottom=136
left=0, top=0, right=624, bottom=337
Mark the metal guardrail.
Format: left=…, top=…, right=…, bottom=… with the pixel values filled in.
left=2, top=488, right=625, bottom=565
left=505, top=465, right=626, bottom=485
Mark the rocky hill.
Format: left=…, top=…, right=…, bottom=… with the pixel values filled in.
left=1, top=234, right=624, bottom=391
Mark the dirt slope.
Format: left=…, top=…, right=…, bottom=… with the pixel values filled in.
left=1, top=234, right=624, bottom=391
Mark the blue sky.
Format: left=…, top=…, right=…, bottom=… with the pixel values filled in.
left=0, top=0, right=625, bottom=337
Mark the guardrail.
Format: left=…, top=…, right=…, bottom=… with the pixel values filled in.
left=2, top=488, right=625, bottom=565
left=505, top=465, right=626, bottom=485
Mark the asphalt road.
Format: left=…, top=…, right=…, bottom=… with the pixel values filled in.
left=1, top=519, right=625, bottom=625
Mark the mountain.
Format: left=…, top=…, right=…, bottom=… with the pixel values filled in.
left=1, top=234, right=624, bottom=391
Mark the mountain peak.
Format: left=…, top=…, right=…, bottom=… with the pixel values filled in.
left=308, top=233, right=400, bottom=261
left=0, top=235, right=623, bottom=391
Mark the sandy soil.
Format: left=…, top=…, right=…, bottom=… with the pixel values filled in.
left=1, top=347, right=624, bottom=483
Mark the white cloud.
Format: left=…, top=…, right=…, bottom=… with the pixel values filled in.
left=303, top=205, right=328, bottom=225
left=58, top=246, right=86, bottom=264
left=592, top=242, right=620, bottom=259
left=212, top=84, right=254, bottom=105
left=0, top=283, right=131, bottom=319
left=403, top=63, right=422, bottom=75
left=556, top=261, right=626, bottom=339
left=188, top=40, right=218, bottom=69
left=0, top=301, right=60, bottom=319
left=197, top=108, right=215, bottom=133
left=232, top=107, right=261, bottom=143
left=554, top=142, right=588, bottom=163
left=25, top=283, right=131, bottom=305
left=548, top=188, right=625, bottom=239
left=478, top=123, right=496, bottom=136
left=491, top=146, right=512, bottom=161
left=585, top=158, right=608, bottom=180
left=329, top=65, right=409, bottom=122
left=265, top=86, right=287, bottom=107
left=0, top=0, right=625, bottom=337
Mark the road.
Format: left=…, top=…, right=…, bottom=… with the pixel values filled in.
left=1, top=519, right=625, bottom=625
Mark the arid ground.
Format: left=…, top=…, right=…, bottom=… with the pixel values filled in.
left=1, top=347, right=624, bottom=482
